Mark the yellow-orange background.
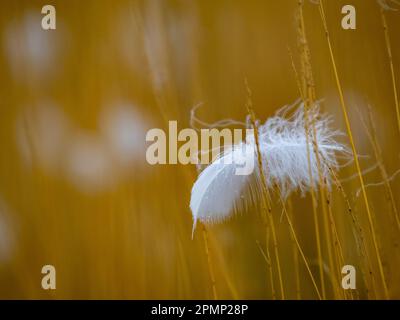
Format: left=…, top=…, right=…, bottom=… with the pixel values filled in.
left=0, top=0, right=399, bottom=299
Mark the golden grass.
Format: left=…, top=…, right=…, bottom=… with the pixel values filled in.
left=1, top=0, right=399, bottom=300
left=201, top=224, right=218, bottom=299
left=245, top=79, right=285, bottom=299
left=380, top=7, right=400, bottom=136
left=362, top=106, right=400, bottom=231
left=318, top=0, right=389, bottom=299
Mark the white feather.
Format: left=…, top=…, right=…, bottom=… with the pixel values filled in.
left=190, top=146, right=251, bottom=236
left=190, top=101, right=350, bottom=233
left=256, top=102, right=349, bottom=196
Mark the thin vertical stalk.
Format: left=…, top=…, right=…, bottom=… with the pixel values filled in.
left=202, top=224, right=218, bottom=299
left=296, top=1, right=339, bottom=298
left=362, top=106, right=400, bottom=231
left=275, top=187, right=322, bottom=299
left=327, top=163, right=376, bottom=299
left=326, top=192, right=350, bottom=299
left=208, top=233, right=240, bottom=299
left=285, top=209, right=322, bottom=299
left=256, top=239, right=277, bottom=300
left=318, top=0, right=389, bottom=299
left=245, top=80, right=285, bottom=300
left=380, top=8, right=400, bottom=136
left=287, top=199, right=301, bottom=299
left=293, top=10, right=326, bottom=296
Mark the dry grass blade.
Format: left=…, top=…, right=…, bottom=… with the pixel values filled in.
left=245, top=79, right=285, bottom=300
left=360, top=105, right=400, bottom=231
left=318, top=0, right=389, bottom=298
left=379, top=7, right=400, bottom=137
left=201, top=224, right=218, bottom=299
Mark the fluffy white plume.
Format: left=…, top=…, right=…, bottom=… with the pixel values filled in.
left=190, top=101, right=350, bottom=232
left=256, top=102, right=349, bottom=196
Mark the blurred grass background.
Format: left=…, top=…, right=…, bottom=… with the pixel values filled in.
left=0, top=0, right=399, bottom=299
